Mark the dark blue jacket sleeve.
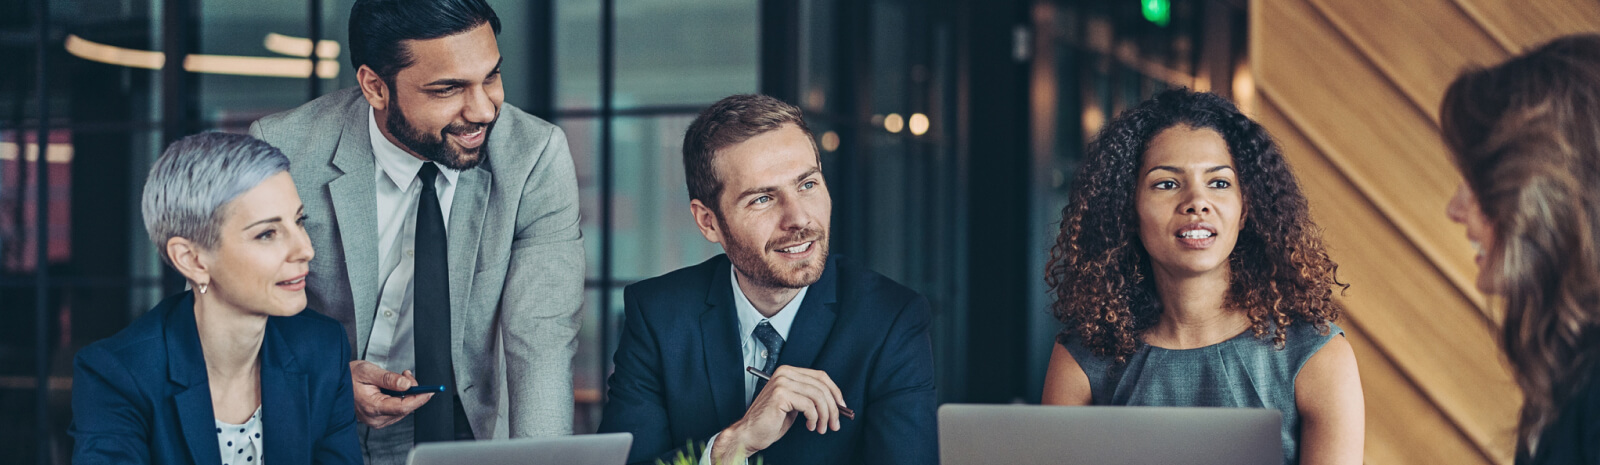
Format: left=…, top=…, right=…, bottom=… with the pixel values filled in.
left=596, top=286, right=704, bottom=465
left=314, top=326, right=362, bottom=465
left=858, top=296, right=939, bottom=465
left=70, top=346, right=153, bottom=464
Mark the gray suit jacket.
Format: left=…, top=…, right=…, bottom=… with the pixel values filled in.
left=249, top=87, right=584, bottom=440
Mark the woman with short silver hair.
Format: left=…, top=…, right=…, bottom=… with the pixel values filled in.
left=70, top=132, right=361, bottom=464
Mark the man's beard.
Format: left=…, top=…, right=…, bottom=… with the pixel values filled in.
left=386, top=102, right=495, bottom=171
left=718, top=215, right=829, bottom=289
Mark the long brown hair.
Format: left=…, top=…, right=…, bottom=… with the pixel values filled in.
left=1441, top=33, right=1600, bottom=457
left=1046, top=89, right=1345, bottom=362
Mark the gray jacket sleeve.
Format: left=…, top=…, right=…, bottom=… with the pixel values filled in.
left=499, top=125, right=586, bottom=437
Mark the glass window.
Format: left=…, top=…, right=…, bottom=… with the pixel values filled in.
left=613, top=0, right=758, bottom=109
left=197, top=0, right=337, bottom=125
left=611, top=114, right=721, bottom=282
left=554, top=0, right=601, bottom=111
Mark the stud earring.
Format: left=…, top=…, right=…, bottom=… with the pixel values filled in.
left=197, top=282, right=209, bottom=294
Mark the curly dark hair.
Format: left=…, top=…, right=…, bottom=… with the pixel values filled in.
left=1046, top=88, right=1346, bottom=363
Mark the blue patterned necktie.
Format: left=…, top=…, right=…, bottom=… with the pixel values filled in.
left=753, top=321, right=784, bottom=396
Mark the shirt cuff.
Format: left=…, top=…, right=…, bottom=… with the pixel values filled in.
left=701, top=432, right=748, bottom=465
left=700, top=433, right=718, bottom=465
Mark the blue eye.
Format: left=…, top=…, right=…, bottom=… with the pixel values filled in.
left=752, top=196, right=771, bottom=205
left=801, top=181, right=817, bottom=190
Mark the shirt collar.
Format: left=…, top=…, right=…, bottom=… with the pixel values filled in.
left=731, top=264, right=805, bottom=341
left=369, top=107, right=460, bottom=190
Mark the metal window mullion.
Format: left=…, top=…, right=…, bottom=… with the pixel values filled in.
left=308, top=0, right=323, bottom=100
left=33, top=0, right=52, bottom=460
left=597, top=0, right=616, bottom=397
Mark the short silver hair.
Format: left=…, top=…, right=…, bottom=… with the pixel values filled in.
left=141, top=132, right=291, bottom=267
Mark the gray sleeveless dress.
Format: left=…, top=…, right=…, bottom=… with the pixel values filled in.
left=1058, top=322, right=1343, bottom=465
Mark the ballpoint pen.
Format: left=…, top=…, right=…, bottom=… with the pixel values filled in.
left=747, top=366, right=856, bottom=420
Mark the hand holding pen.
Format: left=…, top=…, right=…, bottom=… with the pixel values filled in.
left=747, top=366, right=855, bottom=419
left=711, top=365, right=854, bottom=464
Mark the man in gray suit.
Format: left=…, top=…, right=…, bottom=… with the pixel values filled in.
left=248, top=0, right=584, bottom=462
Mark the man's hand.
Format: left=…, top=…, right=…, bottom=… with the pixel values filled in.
left=350, top=360, right=433, bottom=429
left=710, top=366, right=846, bottom=464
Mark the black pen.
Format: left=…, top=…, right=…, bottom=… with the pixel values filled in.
left=746, top=366, right=855, bottom=420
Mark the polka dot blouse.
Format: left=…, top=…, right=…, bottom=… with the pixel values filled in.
left=214, top=405, right=263, bottom=465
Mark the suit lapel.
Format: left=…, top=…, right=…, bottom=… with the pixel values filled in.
left=166, top=294, right=222, bottom=465
left=327, top=102, right=382, bottom=356
left=260, top=320, right=309, bottom=465
left=446, top=165, right=490, bottom=368
left=776, top=256, right=839, bottom=370
left=700, top=258, right=747, bottom=427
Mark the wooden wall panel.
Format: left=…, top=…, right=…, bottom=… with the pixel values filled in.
left=1250, top=1, right=1600, bottom=463
left=1253, top=0, right=1483, bottom=305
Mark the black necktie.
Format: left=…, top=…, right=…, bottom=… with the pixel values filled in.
left=753, top=321, right=784, bottom=396
left=413, top=163, right=456, bottom=443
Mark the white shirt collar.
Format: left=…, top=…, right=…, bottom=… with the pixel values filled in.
left=731, top=264, right=805, bottom=341
left=369, top=107, right=460, bottom=191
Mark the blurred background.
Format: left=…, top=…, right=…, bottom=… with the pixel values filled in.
left=2, top=0, right=1597, bottom=463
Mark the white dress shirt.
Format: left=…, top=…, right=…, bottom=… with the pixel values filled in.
left=701, top=266, right=807, bottom=464
left=362, top=107, right=461, bottom=374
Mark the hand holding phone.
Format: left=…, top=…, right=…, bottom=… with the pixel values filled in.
left=379, top=384, right=446, bottom=397
left=350, top=362, right=434, bottom=429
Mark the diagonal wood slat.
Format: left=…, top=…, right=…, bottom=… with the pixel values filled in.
left=1345, top=320, right=1496, bottom=464
left=1453, top=0, right=1600, bottom=53
left=1306, top=0, right=1508, bottom=122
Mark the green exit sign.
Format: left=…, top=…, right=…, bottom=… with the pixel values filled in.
left=1142, top=0, right=1171, bottom=27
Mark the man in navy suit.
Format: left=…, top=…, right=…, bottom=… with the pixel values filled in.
left=596, top=94, right=938, bottom=465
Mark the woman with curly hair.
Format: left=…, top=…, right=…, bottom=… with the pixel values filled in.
left=1442, top=34, right=1600, bottom=465
left=1040, top=89, right=1362, bottom=465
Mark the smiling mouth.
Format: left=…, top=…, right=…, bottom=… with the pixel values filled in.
left=777, top=241, right=814, bottom=254
left=1174, top=223, right=1219, bottom=249
left=449, top=126, right=487, bottom=148
left=276, top=274, right=308, bottom=289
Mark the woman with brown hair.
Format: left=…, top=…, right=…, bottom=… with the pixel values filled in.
left=1040, top=89, right=1363, bottom=465
left=1442, top=33, right=1600, bottom=465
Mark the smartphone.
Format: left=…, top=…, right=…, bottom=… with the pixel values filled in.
left=380, top=384, right=446, bottom=397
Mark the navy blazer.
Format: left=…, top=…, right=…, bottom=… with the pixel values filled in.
left=597, top=254, right=938, bottom=465
left=70, top=292, right=362, bottom=465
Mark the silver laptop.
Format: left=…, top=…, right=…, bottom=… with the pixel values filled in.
left=939, top=404, right=1281, bottom=465
left=406, top=433, right=633, bottom=465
